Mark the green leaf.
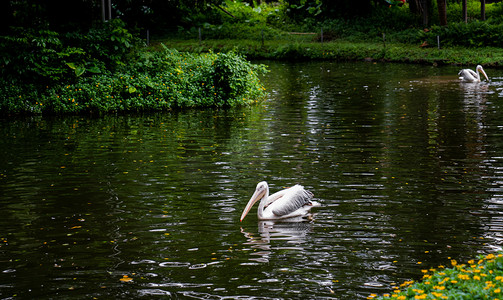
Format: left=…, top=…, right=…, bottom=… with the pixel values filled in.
left=86, top=66, right=101, bottom=74
left=128, top=86, right=137, bottom=93
left=66, top=62, right=77, bottom=70
left=75, top=66, right=85, bottom=77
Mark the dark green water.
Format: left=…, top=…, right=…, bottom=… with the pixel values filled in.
left=2, top=61, right=503, bottom=299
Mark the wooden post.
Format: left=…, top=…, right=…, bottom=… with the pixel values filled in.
left=147, top=29, right=150, bottom=46
left=107, top=0, right=112, bottom=20
left=382, top=33, right=386, bottom=49
left=437, top=35, right=440, bottom=49
left=198, top=27, right=202, bottom=45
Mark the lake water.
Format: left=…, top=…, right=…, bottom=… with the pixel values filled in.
left=2, top=61, right=503, bottom=299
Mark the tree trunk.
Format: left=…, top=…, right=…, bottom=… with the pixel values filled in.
left=462, top=0, right=467, bottom=23
left=409, top=0, right=418, bottom=14
left=481, top=0, right=486, bottom=21
left=437, top=0, right=447, bottom=26
left=421, top=0, right=429, bottom=26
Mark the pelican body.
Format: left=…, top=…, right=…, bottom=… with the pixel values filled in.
left=458, top=65, right=489, bottom=83
left=240, top=181, right=319, bottom=221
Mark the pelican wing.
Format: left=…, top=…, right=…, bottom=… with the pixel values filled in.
left=270, top=185, right=314, bottom=217
left=459, top=69, right=478, bottom=82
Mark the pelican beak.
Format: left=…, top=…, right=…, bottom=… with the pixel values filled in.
left=240, top=189, right=265, bottom=222
left=481, top=68, right=489, bottom=82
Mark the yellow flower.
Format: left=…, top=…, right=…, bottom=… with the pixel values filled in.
left=439, top=277, right=450, bottom=284
left=458, top=274, right=470, bottom=280
left=495, top=288, right=501, bottom=293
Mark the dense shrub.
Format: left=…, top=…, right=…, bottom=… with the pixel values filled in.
left=0, top=28, right=78, bottom=84
left=421, top=21, right=503, bottom=48
left=0, top=47, right=268, bottom=114
left=0, top=19, right=139, bottom=85
left=66, top=19, right=139, bottom=70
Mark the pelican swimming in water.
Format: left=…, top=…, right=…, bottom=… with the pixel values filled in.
left=458, top=65, right=489, bottom=83
left=240, top=181, right=319, bottom=221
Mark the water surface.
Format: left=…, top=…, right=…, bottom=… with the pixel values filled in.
left=2, top=61, right=503, bottom=299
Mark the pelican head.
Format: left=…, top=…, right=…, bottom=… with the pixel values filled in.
left=240, top=181, right=268, bottom=222
left=476, top=65, right=489, bottom=82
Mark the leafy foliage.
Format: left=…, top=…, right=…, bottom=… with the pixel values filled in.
left=421, top=21, right=503, bottom=48
left=0, top=46, right=268, bottom=114
left=371, top=253, right=503, bottom=300
left=0, top=28, right=74, bottom=84
left=0, top=19, right=138, bottom=85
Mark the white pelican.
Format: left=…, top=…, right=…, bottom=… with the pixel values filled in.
left=240, top=181, right=319, bottom=221
left=458, top=65, right=489, bottom=82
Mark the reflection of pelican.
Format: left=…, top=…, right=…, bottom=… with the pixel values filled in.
left=240, top=181, right=319, bottom=221
left=458, top=65, right=489, bottom=82
left=241, top=219, right=314, bottom=263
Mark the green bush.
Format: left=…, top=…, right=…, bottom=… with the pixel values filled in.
left=0, top=47, right=268, bottom=114
left=66, top=19, right=140, bottom=70
left=0, top=19, right=139, bottom=85
left=0, top=28, right=76, bottom=84
left=421, top=21, right=503, bottom=48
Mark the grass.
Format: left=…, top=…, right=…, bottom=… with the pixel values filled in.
left=370, top=253, right=503, bottom=300
left=155, top=37, right=503, bottom=66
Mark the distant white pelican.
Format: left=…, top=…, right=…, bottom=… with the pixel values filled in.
left=240, top=181, right=319, bottom=221
left=458, top=65, right=489, bottom=82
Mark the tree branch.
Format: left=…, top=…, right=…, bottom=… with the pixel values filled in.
left=211, top=2, right=236, bottom=19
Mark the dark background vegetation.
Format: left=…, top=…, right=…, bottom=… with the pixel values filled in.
left=1, top=0, right=502, bottom=114
left=2, top=1, right=502, bottom=35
